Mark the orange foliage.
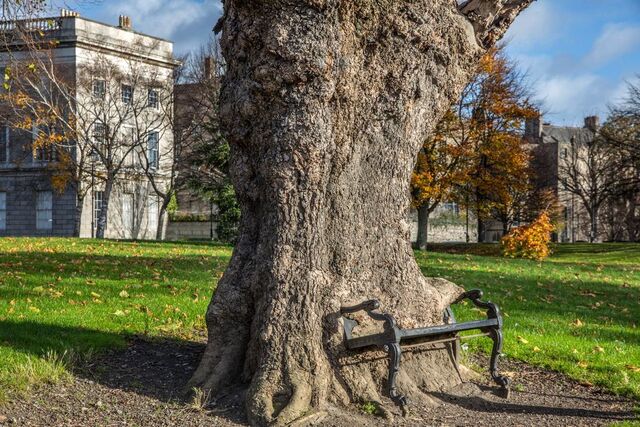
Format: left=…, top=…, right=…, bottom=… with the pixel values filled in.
left=501, top=212, right=555, bottom=260
left=456, top=48, right=538, bottom=225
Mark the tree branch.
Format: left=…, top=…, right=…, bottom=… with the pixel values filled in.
left=459, top=0, right=536, bottom=48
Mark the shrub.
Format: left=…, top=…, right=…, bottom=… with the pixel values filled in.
left=215, top=183, right=240, bottom=244
left=501, top=212, right=555, bottom=260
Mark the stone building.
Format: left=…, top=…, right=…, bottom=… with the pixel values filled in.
left=526, top=115, right=599, bottom=242
left=164, top=59, right=220, bottom=241
left=0, top=11, right=177, bottom=238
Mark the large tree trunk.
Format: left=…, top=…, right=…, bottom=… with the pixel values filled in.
left=191, top=1, right=532, bottom=425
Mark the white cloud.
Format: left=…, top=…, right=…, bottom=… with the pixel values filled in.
left=584, top=24, right=640, bottom=67
left=535, top=74, right=616, bottom=125
left=93, top=0, right=223, bottom=54
left=504, top=2, right=560, bottom=49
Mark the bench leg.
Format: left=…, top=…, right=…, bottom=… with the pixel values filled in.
left=383, top=343, right=408, bottom=409
left=489, top=328, right=510, bottom=398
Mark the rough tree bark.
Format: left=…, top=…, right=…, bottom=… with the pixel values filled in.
left=190, top=1, right=533, bottom=425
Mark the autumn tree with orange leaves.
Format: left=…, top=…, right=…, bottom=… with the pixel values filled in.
left=412, top=47, right=538, bottom=246
left=464, top=50, right=537, bottom=240
left=411, top=109, right=472, bottom=249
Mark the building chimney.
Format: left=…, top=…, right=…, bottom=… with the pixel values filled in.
left=60, top=9, right=80, bottom=17
left=584, top=115, right=600, bottom=132
left=118, top=15, right=132, bottom=30
left=204, top=57, right=213, bottom=80
left=525, top=114, right=543, bottom=139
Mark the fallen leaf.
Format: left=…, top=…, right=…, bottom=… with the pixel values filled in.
left=577, top=361, right=588, bottom=369
left=625, top=365, right=640, bottom=373
left=533, top=346, right=541, bottom=352
left=90, top=292, right=101, bottom=298
left=119, top=290, right=130, bottom=298
left=113, top=310, right=126, bottom=317
left=593, top=345, right=605, bottom=353
left=571, top=319, right=584, bottom=327
left=29, top=306, right=40, bottom=313
left=517, top=336, right=529, bottom=344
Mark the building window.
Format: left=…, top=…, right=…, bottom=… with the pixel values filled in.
left=93, top=80, right=106, bottom=99
left=148, top=88, right=159, bottom=109
left=36, top=191, right=53, bottom=230
left=93, top=122, right=106, bottom=157
left=148, top=196, right=158, bottom=233
left=122, top=126, right=136, bottom=167
left=0, top=192, right=6, bottom=230
left=443, top=202, right=460, bottom=216
left=121, top=84, right=133, bottom=104
left=0, top=126, right=8, bottom=163
left=147, top=132, right=159, bottom=169
left=93, top=190, right=104, bottom=233
left=32, top=125, right=56, bottom=162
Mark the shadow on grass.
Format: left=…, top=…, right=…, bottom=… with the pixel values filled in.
left=0, top=250, right=228, bottom=280
left=0, top=319, right=127, bottom=357
left=431, top=390, right=637, bottom=422
left=0, top=320, right=199, bottom=402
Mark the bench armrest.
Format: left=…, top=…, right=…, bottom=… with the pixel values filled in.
left=340, top=299, right=380, bottom=315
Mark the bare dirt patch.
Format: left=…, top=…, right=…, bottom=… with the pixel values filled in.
left=0, top=336, right=637, bottom=426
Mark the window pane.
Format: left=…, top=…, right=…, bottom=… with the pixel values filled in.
left=93, top=191, right=104, bottom=234
left=122, top=85, right=133, bottom=104
left=93, top=80, right=105, bottom=98
left=148, top=89, right=158, bottom=108
left=148, top=132, right=159, bottom=168
left=0, top=126, right=6, bottom=162
left=36, top=191, right=53, bottom=230
left=0, top=192, right=6, bottom=230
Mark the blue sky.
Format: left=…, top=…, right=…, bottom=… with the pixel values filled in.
left=72, top=0, right=640, bottom=126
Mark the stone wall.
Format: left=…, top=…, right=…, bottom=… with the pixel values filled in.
left=165, top=220, right=217, bottom=241
left=409, top=208, right=478, bottom=243
left=0, top=170, right=76, bottom=237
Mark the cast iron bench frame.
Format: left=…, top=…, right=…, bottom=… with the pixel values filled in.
left=340, top=289, right=510, bottom=409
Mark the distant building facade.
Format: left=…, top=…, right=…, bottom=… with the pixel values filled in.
left=0, top=12, right=177, bottom=238
left=526, top=115, right=600, bottom=242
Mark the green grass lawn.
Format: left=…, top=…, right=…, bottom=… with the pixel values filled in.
left=418, top=243, right=640, bottom=400
left=0, top=238, right=639, bottom=406
left=0, top=238, right=230, bottom=402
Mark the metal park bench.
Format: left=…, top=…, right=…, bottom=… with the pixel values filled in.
left=340, top=289, right=510, bottom=409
